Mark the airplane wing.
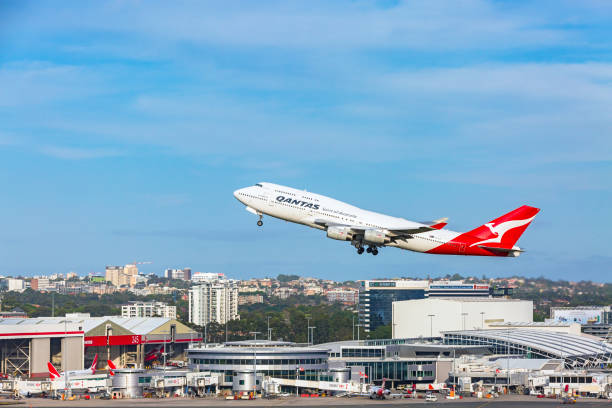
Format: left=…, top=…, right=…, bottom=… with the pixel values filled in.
left=314, top=219, right=440, bottom=236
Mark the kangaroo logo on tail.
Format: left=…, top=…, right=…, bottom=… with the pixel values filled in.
left=47, top=362, right=61, bottom=380
left=107, top=360, right=117, bottom=376
left=90, top=354, right=98, bottom=374
left=469, top=216, right=536, bottom=247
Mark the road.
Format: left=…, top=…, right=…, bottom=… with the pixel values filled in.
left=12, top=395, right=612, bottom=408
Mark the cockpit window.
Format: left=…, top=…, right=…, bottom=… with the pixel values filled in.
left=255, top=183, right=263, bottom=187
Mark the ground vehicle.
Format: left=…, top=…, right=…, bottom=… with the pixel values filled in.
left=561, top=397, right=576, bottom=404
left=426, top=393, right=438, bottom=402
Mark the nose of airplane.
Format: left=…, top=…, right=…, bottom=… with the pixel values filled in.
left=233, top=188, right=244, bottom=202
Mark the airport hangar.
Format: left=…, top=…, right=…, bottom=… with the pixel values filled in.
left=0, top=315, right=199, bottom=378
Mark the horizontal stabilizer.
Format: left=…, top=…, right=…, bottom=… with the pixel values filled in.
left=478, top=245, right=524, bottom=257
left=422, top=217, right=448, bottom=230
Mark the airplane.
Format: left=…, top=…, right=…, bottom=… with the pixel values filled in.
left=233, top=182, right=540, bottom=257
left=369, top=378, right=390, bottom=399
left=47, top=354, right=98, bottom=380
left=145, top=345, right=164, bottom=362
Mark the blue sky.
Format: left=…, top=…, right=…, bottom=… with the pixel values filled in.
left=1, top=1, right=611, bottom=282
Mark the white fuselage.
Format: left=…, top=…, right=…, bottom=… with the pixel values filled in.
left=233, top=182, right=460, bottom=253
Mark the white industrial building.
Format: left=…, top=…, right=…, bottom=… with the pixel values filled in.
left=392, top=297, right=533, bottom=339
left=188, top=279, right=239, bottom=326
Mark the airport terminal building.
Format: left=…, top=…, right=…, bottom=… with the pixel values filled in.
left=358, top=280, right=495, bottom=332
left=187, top=340, right=329, bottom=388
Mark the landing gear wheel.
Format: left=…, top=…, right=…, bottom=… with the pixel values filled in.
left=357, top=247, right=365, bottom=255
left=372, top=249, right=379, bottom=256
left=366, top=247, right=372, bottom=253
left=257, top=220, right=263, bottom=227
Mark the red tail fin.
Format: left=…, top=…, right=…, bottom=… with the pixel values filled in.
left=47, top=362, right=61, bottom=380
left=466, top=205, right=539, bottom=249
left=90, top=354, right=98, bottom=374
left=107, top=359, right=116, bottom=376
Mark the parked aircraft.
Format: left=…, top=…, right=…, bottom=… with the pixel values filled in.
left=47, top=354, right=98, bottom=380
left=234, top=182, right=539, bottom=257
left=145, top=345, right=164, bottom=362
left=368, top=378, right=390, bottom=399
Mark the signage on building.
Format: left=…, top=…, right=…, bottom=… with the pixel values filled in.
left=84, top=335, right=142, bottom=347
left=369, top=282, right=396, bottom=288
left=552, top=309, right=603, bottom=324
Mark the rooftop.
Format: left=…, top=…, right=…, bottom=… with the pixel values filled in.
left=444, top=329, right=612, bottom=359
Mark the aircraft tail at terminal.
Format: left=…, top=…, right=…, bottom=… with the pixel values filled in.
left=47, top=353, right=98, bottom=380
left=107, top=360, right=117, bottom=376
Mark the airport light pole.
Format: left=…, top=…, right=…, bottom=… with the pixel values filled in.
left=506, top=329, right=510, bottom=392
left=309, top=327, right=316, bottom=346
left=480, top=312, right=485, bottom=329
left=163, top=335, right=168, bottom=368
left=428, top=314, right=436, bottom=339
left=250, top=331, right=261, bottom=397
left=267, top=316, right=271, bottom=341
left=64, top=317, right=71, bottom=398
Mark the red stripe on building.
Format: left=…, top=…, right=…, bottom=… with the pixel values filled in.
left=84, top=335, right=142, bottom=347
left=0, top=331, right=83, bottom=337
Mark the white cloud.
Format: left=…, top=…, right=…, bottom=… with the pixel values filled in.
left=5, top=0, right=590, bottom=56
left=0, top=61, right=108, bottom=107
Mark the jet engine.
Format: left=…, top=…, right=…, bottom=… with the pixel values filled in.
left=364, top=229, right=386, bottom=244
left=326, top=226, right=351, bottom=241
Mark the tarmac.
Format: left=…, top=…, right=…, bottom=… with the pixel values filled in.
left=9, top=395, right=612, bottom=408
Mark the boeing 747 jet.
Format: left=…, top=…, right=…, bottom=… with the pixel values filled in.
left=233, top=182, right=539, bottom=257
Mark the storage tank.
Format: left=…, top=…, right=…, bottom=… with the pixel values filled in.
left=232, top=370, right=262, bottom=393
left=112, top=369, right=147, bottom=398
left=330, top=367, right=350, bottom=383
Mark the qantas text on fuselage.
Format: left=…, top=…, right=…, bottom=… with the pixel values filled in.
left=233, top=182, right=539, bottom=257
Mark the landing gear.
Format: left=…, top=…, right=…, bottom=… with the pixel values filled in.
left=356, top=244, right=379, bottom=255
left=256, top=214, right=263, bottom=227
left=367, top=245, right=378, bottom=255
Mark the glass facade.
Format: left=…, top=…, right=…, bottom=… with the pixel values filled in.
left=341, top=348, right=384, bottom=358
left=343, top=360, right=436, bottom=383
left=360, top=289, right=426, bottom=331
left=187, top=345, right=329, bottom=386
